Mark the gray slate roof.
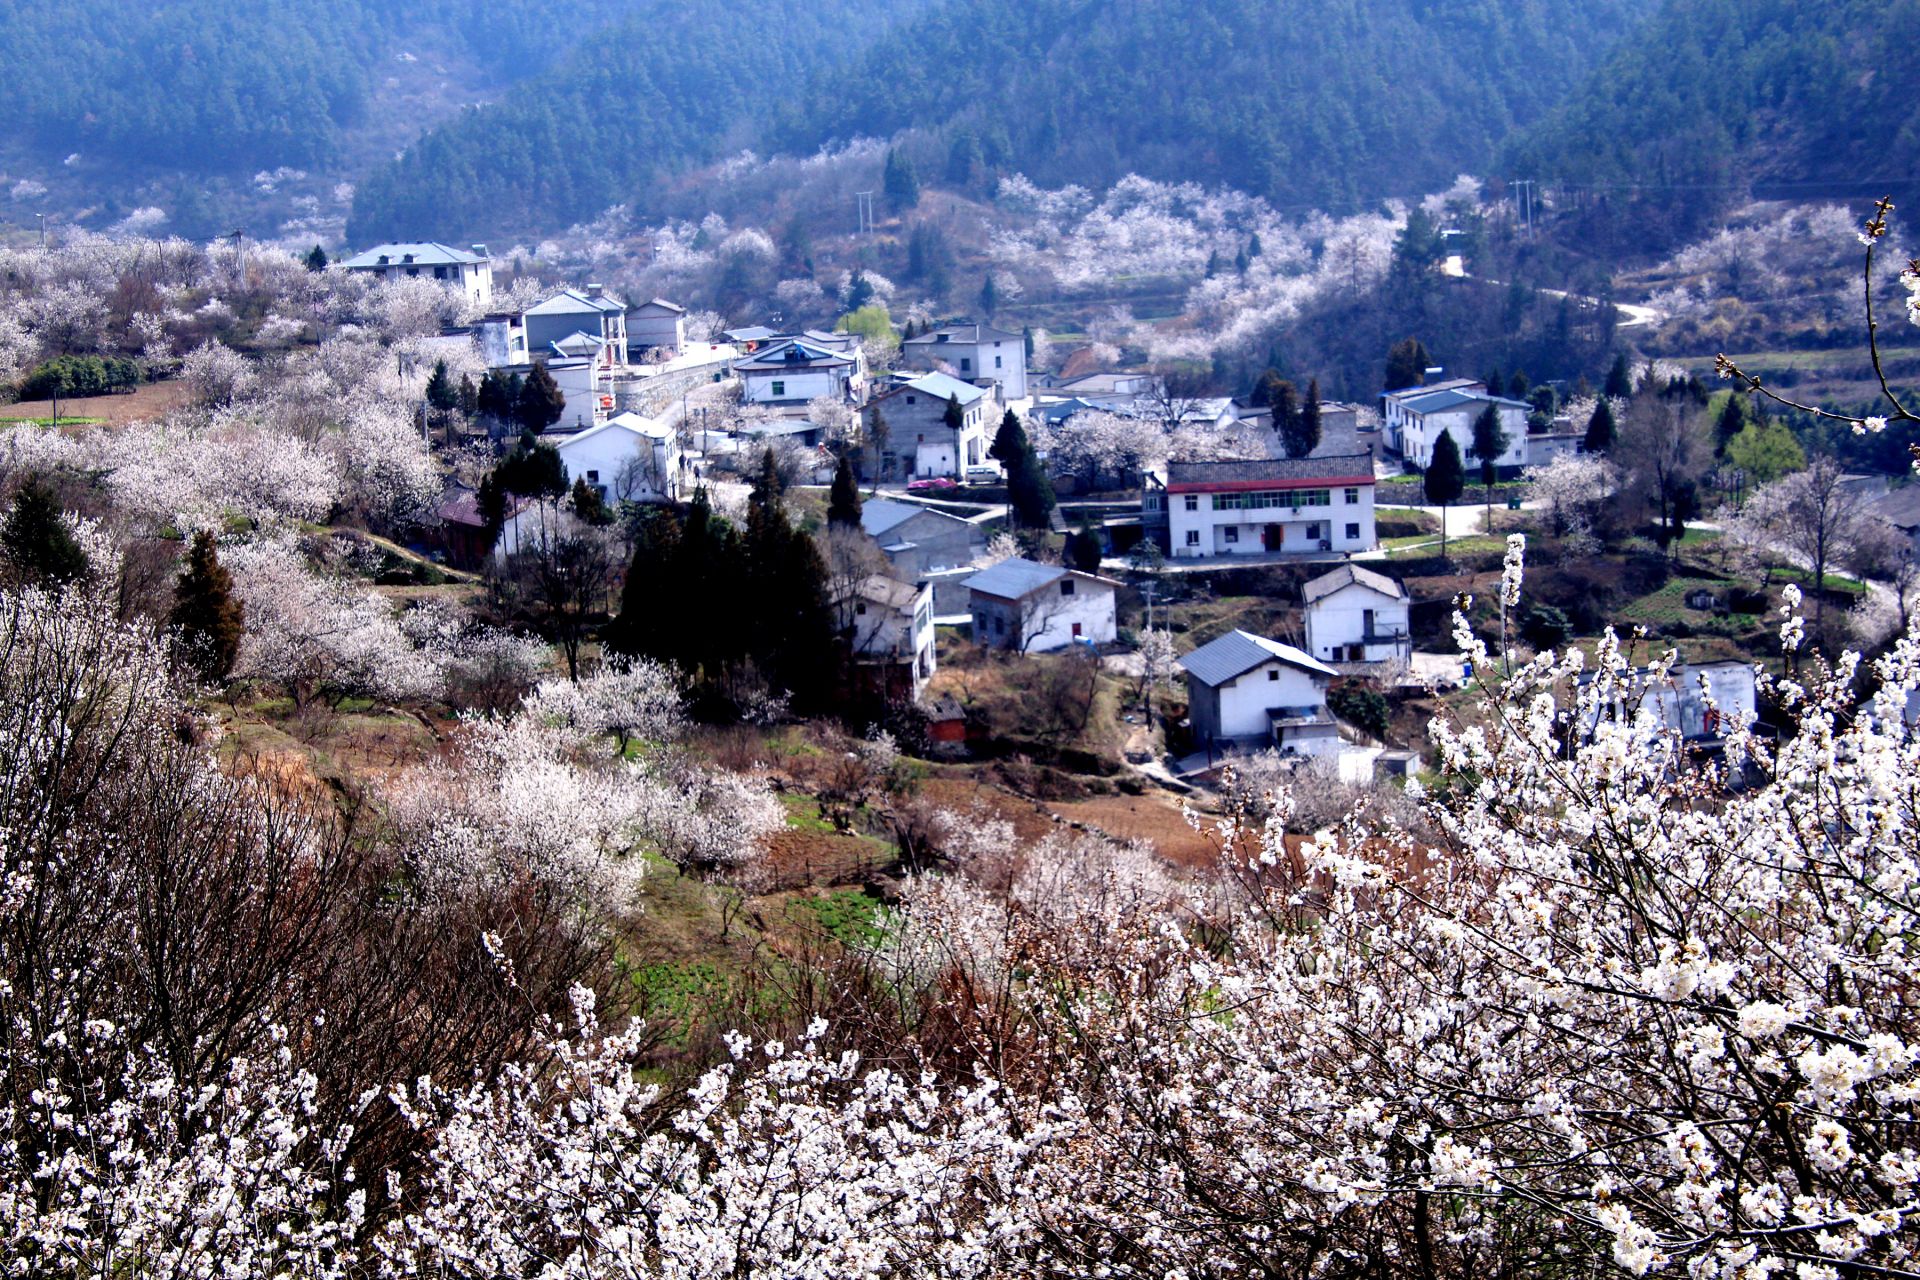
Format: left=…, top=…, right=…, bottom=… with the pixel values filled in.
left=1872, top=486, right=1920, bottom=530
left=861, top=497, right=969, bottom=539
left=734, top=339, right=854, bottom=372
left=1302, top=563, right=1407, bottom=604
left=341, top=242, right=485, bottom=269
left=1166, top=453, right=1375, bottom=486
left=1401, top=388, right=1530, bottom=414
left=904, top=322, right=1021, bottom=346
left=1178, top=629, right=1337, bottom=687
left=963, top=557, right=1070, bottom=600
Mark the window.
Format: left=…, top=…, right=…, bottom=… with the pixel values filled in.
left=1072, top=622, right=1083, bottom=638
left=855, top=602, right=867, bottom=616
left=1185, top=530, right=1200, bottom=546
left=1344, top=487, right=1360, bottom=504
left=771, top=380, right=785, bottom=397
left=1224, top=526, right=1240, bottom=543
left=1211, top=488, right=1330, bottom=510
left=1183, top=494, right=1199, bottom=511
left=586, top=470, right=600, bottom=483
left=1346, top=522, right=1360, bottom=540
left=1268, top=668, right=1279, bottom=681
left=906, top=395, right=916, bottom=404
left=995, top=356, right=1003, bottom=369
left=961, top=358, right=973, bottom=372
left=1060, top=580, right=1076, bottom=597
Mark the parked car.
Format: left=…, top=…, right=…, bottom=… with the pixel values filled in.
left=907, top=477, right=959, bottom=493
left=963, top=466, right=1001, bottom=484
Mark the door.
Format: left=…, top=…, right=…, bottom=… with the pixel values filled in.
left=1263, top=523, right=1281, bottom=551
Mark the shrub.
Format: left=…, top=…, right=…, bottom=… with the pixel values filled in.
left=1328, top=684, right=1390, bottom=741
left=18, top=354, right=142, bottom=400
left=1519, top=602, right=1570, bottom=650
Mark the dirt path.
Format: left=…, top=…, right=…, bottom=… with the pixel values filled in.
left=0, top=380, right=193, bottom=426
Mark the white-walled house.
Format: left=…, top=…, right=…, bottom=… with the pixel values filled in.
left=1179, top=629, right=1339, bottom=755
left=548, top=412, right=683, bottom=504
left=1579, top=660, right=1759, bottom=744
left=836, top=576, right=937, bottom=701
left=964, top=558, right=1119, bottom=653
left=1156, top=455, right=1378, bottom=558
left=865, top=372, right=997, bottom=479
left=341, top=242, right=494, bottom=308
left=1301, top=564, right=1411, bottom=663
left=900, top=322, right=1028, bottom=401
left=736, top=335, right=866, bottom=409
left=524, top=285, right=629, bottom=365
left=1379, top=377, right=1482, bottom=454
left=627, top=298, right=686, bottom=356
left=1395, top=387, right=1530, bottom=471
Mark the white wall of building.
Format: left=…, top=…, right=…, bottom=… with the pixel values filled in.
left=1304, top=583, right=1411, bottom=662
left=1208, top=661, right=1330, bottom=739
left=743, top=368, right=841, bottom=405
left=973, top=579, right=1118, bottom=652
left=555, top=417, right=681, bottom=503
left=1404, top=404, right=1529, bottom=470
left=1169, top=483, right=1376, bottom=558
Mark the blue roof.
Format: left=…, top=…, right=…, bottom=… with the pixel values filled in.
left=901, top=371, right=987, bottom=405
left=860, top=498, right=923, bottom=538
left=341, top=241, right=485, bottom=269
left=963, top=557, right=1070, bottom=599
left=1178, top=629, right=1337, bottom=687
left=1402, top=388, right=1529, bottom=414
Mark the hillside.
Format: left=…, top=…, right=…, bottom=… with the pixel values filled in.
left=350, top=0, right=1656, bottom=245
left=1505, top=0, right=1920, bottom=249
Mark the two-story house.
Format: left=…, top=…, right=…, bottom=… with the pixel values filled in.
left=1301, top=564, right=1411, bottom=663
left=626, top=298, right=686, bottom=357
left=524, top=285, right=629, bottom=365
left=964, top=558, right=1118, bottom=653
left=866, top=372, right=998, bottom=479
left=736, top=334, right=866, bottom=409
left=836, top=576, right=937, bottom=701
left=1394, top=387, right=1530, bottom=472
left=859, top=498, right=987, bottom=612
left=1380, top=376, right=1483, bottom=454
left=546, top=412, right=683, bottom=505
left=1179, top=629, right=1340, bottom=756
left=341, top=242, right=494, bottom=308
left=901, top=322, right=1027, bottom=401
left=1154, top=455, right=1378, bottom=559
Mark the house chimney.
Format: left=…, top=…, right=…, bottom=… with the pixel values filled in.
left=587, top=282, right=604, bottom=299
left=1424, top=365, right=1443, bottom=384
left=471, top=243, right=489, bottom=259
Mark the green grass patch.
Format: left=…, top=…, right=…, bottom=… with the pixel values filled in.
left=787, top=890, right=890, bottom=947
left=1, top=415, right=103, bottom=428
left=781, top=794, right=837, bottom=833
left=620, top=959, right=730, bottom=1047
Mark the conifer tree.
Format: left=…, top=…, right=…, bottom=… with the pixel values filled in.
left=1508, top=369, right=1530, bottom=400
left=1385, top=337, right=1429, bottom=392
left=303, top=244, right=328, bottom=272
left=1714, top=393, right=1746, bottom=455
left=425, top=359, right=458, bottom=413
left=516, top=362, right=566, bottom=434
left=169, top=530, right=244, bottom=681
left=1471, top=402, right=1510, bottom=528
left=1280, top=379, right=1323, bottom=459
left=979, top=274, right=999, bottom=317
left=883, top=147, right=920, bottom=210
left=1583, top=397, right=1617, bottom=454
left=1425, top=431, right=1465, bottom=560
left=1, top=481, right=87, bottom=586
left=827, top=454, right=863, bottom=528
left=1604, top=351, right=1633, bottom=399
left=1484, top=368, right=1505, bottom=398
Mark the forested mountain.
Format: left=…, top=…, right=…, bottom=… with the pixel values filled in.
left=345, top=1, right=907, bottom=245
left=350, top=0, right=1655, bottom=244
left=1506, top=0, right=1920, bottom=251
left=0, top=1, right=640, bottom=176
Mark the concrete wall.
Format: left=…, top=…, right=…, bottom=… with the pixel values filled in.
left=1304, top=583, right=1411, bottom=662
left=1169, top=484, right=1376, bottom=558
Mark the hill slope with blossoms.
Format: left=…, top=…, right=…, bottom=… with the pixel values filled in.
left=349, top=0, right=1656, bottom=244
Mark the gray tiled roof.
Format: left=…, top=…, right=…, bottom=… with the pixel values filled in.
left=1302, top=563, right=1406, bottom=603
left=341, top=242, right=486, bottom=269
left=1178, top=629, right=1337, bottom=687
left=903, top=322, right=1021, bottom=346
left=1166, top=453, right=1374, bottom=486
left=963, top=557, right=1069, bottom=600
left=1872, top=486, right=1920, bottom=530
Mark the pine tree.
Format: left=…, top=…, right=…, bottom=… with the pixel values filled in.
left=1508, top=369, right=1530, bottom=400
left=1471, top=403, right=1509, bottom=528
left=425, top=359, right=457, bottom=413
left=827, top=454, right=863, bottom=527
left=1205, top=250, right=1223, bottom=278
left=1484, top=368, right=1505, bottom=398
left=1270, top=380, right=1299, bottom=443
left=1604, top=352, right=1633, bottom=399
left=1583, top=398, right=1617, bottom=454
left=944, top=395, right=965, bottom=434
left=1385, top=338, right=1430, bottom=393
left=1067, top=522, right=1103, bottom=572
left=570, top=475, right=608, bottom=525
left=742, top=449, right=833, bottom=708
left=169, top=529, right=244, bottom=681
left=606, top=506, right=681, bottom=663
left=989, top=408, right=1028, bottom=466
left=979, top=274, right=999, bottom=317
left=1251, top=368, right=1286, bottom=408
left=1247, top=232, right=1264, bottom=259
left=1425, top=432, right=1465, bottom=560
left=1, top=481, right=87, bottom=586
left=1714, top=393, right=1746, bottom=456
left=303, top=244, right=328, bottom=273
left=457, top=373, right=478, bottom=418
left=1279, top=379, right=1323, bottom=459
left=516, top=362, right=566, bottom=434
left=883, top=147, right=921, bottom=210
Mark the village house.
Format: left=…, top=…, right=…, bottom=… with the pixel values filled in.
left=341, top=242, right=494, bottom=308
left=835, top=576, right=937, bottom=702
left=1301, top=564, right=1412, bottom=663
left=1392, top=386, right=1530, bottom=472
left=1578, top=660, right=1759, bottom=745
left=1872, top=486, right=1920, bottom=557
left=735, top=334, right=866, bottom=410
left=626, top=298, right=686, bottom=357
left=1178, top=629, right=1340, bottom=756
left=1379, top=376, right=1483, bottom=453
left=545, top=412, right=683, bottom=505
left=865, top=372, right=998, bottom=479
left=1146, top=454, right=1378, bottom=559
left=524, top=285, right=629, bottom=365
left=964, top=558, right=1119, bottom=653
left=858, top=498, right=987, bottom=612
left=900, top=322, right=1028, bottom=401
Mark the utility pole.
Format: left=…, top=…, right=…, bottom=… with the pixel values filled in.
left=1142, top=578, right=1159, bottom=737
left=35, top=213, right=45, bottom=251
left=1509, top=180, right=1536, bottom=240
left=855, top=192, right=875, bottom=237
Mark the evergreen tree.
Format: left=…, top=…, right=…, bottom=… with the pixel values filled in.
left=1425, top=432, right=1465, bottom=559
left=1604, top=352, right=1633, bottom=400
left=945, top=132, right=985, bottom=188
left=0, top=481, right=86, bottom=586
left=1023, top=327, right=1035, bottom=361
left=1233, top=246, right=1250, bottom=275
left=989, top=408, right=1027, bottom=466
left=1583, top=397, right=1617, bottom=454
left=1270, top=380, right=1299, bottom=444
left=1247, top=232, right=1264, bottom=259
left=944, top=394, right=965, bottom=435
left=425, top=359, right=457, bottom=413
left=1385, top=337, right=1429, bottom=392
left=990, top=409, right=1053, bottom=529
left=1471, top=403, right=1509, bottom=527
left=1507, top=369, right=1530, bottom=400
left=515, top=362, right=566, bottom=434
left=570, top=476, right=608, bottom=525
left=457, top=374, right=478, bottom=418
left=1251, top=368, right=1286, bottom=408
left=827, top=454, right=863, bottom=528
left=1066, top=522, right=1103, bottom=572
left=1714, top=393, right=1746, bottom=455
left=979, top=273, right=999, bottom=317
left=303, top=244, right=328, bottom=273
left=1205, top=250, right=1224, bottom=278
left=1279, top=378, right=1323, bottom=459
left=883, top=147, right=921, bottom=210
left=169, top=530, right=244, bottom=681
left=606, top=506, right=682, bottom=663
left=742, top=449, right=834, bottom=708
left=1484, top=368, right=1505, bottom=398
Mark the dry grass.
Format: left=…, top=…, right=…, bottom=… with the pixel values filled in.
left=1, top=379, right=193, bottom=426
